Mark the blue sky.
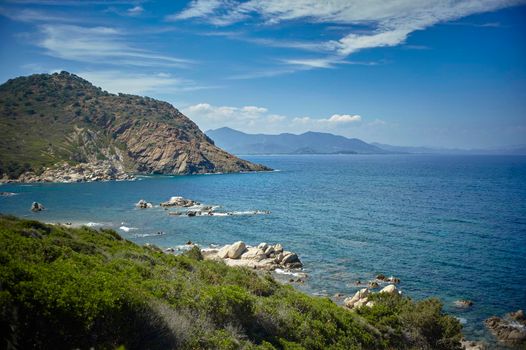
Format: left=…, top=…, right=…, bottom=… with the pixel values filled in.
left=0, top=0, right=525, bottom=148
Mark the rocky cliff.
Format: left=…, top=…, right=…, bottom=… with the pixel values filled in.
left=0, top=72, right=270, bottom=181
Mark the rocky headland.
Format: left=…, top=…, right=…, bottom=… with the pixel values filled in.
left=0, top=71, right=271, bottom=183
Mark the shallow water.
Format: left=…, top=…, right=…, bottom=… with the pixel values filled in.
left=1, top=154, right=525, bottom=342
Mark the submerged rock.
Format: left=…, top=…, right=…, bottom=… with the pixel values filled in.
left=0, top=191, right=16, bottom=196
left=454, top=300, right=474, bottom=308
left=30, top=202, right=44, bottom=212
left=485, top=309, right=526, bottom=346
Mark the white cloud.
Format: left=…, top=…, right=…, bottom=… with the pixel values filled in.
left=328, top=114, right=362, bottom=123
left=166, top=0, right=223, bottom=21
left=75, top=70, right=212, bottom=95
left=127, top=5, right=143, bottom=16
left=37, top=24, right=193, bottom=67
left=181, top=102, right=366, bottom=134
left=169, top=0, right=523, bottom=69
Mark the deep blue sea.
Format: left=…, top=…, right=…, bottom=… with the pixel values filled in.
left=1, top=154, right=525, bottom=342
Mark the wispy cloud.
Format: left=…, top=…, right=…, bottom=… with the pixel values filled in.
left=169, top=0, right=524, bottom=71
left=75, top=70, right=214, bottom=95
left=36, top=24, right=193, bottom=67
left=182, top=102, right=366, bottom=134
left=0, top=7, right=87, bottom=23
left=127, top=5, right=144, bottom=16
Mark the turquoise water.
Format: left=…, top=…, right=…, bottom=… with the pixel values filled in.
left=1, top=154, right=525, bottom=342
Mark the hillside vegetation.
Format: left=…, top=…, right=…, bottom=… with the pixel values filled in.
left=0, top=215, right=462, bottom=349
left=0, top=72, right=268, bottom=179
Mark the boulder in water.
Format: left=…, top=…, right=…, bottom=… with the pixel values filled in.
left=136, top=199, right=153, bottom=208
left=30, top=202, right=44, bottom=212
left=454, top=300, right=474, bottom=308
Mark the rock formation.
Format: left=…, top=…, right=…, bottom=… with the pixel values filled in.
left=485, top=309, right=526, bottom=347
left=202, top=241, right=303, bottom=271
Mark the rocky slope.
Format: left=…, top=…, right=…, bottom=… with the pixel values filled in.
left=0, top=72, right=269, bottom=181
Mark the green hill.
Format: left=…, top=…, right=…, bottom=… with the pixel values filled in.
left=0, top=72, right=269, bottom=179
left=0, top=215, right=462, bottom=349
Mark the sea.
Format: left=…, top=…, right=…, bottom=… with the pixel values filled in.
left=1, top=154, right=525, bottom=343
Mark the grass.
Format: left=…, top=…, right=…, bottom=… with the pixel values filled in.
left=0, top=215, right=462, bottom=349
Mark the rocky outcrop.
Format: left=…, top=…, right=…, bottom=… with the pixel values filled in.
left=4, top=161, right=133, bottom=183
left=485, top=309, right=526, bottom=347
left=0, top=72, right=271, bottom=182
left=344, top=284, right=400, bottom=310
left=460, top=339, right=487, bottom=350
left=160, top=196, right=199, bottom=207
left=202, top=242, right=303, bottom=271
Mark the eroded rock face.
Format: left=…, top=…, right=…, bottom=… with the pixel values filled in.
left=11, top=161, right=133, bottom=184
left=485, top=310, right=526, bottom=347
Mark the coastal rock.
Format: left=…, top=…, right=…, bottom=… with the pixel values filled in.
left=240, top=247, right=267, bottom=261
left=386, top=276, right=400, bottom=284
left=12, top=161, right=134, bottom=184
left=344, top=288, right=370, bottom=309
left=454, top=300, right=474, bottom=308
left=274, top=243, right=283, bottom=253
left=227, top=241, right=247, bottom=259
left=379, top=284, right=399, bottom=294
left=376, top=274, right=386, bottom=281
left=30, top=202, right=44, bottom=212
left=485, top=310, right=526, bottom=346
left=368, top=281, right=380, bottom=289
left=461, top=339, right=487, bottom=350
left=136, top=199, right=153, bottom=208
left=160, top=196, right=199, bottom=207
left=258, top=242, right=269, bottom=251
left=203, top=242, right=302, bottom=271
left=217, top=245, right=231, bottom=259
left=281, top=252, right=300, bottom=265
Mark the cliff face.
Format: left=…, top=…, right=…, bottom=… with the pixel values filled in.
left=0, top=72, right=269, bottom=180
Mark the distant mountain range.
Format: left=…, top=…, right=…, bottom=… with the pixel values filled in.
left=206, top=127, right=526, bottom=155
left=206, top=127, right=388, bottom=155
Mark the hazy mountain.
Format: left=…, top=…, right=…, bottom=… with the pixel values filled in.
left=0, top=72, right=269, bottom=179
left=206, top=127, right=388, bottom=155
